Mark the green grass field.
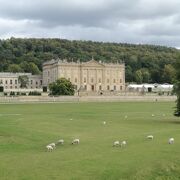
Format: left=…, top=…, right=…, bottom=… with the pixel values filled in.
left=0, top=102, right=180, bottom=180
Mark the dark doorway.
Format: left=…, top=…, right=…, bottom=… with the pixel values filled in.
left=0, top=86, right=4, bottom=92
left=148, top=87, right=152, bottom=92
left=43, top=86, right=47, bottom=92
left=91, top=85, right=95, bottom=91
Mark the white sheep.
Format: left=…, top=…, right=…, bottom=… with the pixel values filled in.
left=113, top=141, right=120, bottom=147
left=147, top=135, right=153, bottom=140
left=72, top=139, right=80, bottom=144
left=121, top=140, right=127, bottom=147
left=103, top=121, right=106, bottom=125
left=46, top=145, right=53, bottom=152
left=57, top=139, right=64, bottom=144
left=168, top=138, right=174, bottom=144
left=48, top=143, right=56, bottom=148
left=151, top=114, right=155, bottom=117
left=124, top=115, right=128, bottom=119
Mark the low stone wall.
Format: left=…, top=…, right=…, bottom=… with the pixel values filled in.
left=79, top=95, right=176, bottom=102
left=0, top=95, right=176, bottom=103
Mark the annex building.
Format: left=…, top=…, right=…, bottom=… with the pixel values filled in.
left=0, top=73, right=42, bottom=93
left=43, top=59, right=125, bottom=93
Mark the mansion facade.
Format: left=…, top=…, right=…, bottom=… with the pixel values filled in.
left=0, top=59, right=125, bottom=94
left=43, top=59, right=125, bottom=92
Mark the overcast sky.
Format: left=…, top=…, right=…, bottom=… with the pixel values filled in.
left=0, top=0, right=180, bottom=48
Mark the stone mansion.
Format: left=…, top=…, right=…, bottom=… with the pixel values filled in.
left=0, top=59, right=125, bottom=93
left=43, top=59, right=125, bottom=92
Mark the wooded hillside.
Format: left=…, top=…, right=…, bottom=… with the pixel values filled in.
left=0, top=38, right=179, bottom=83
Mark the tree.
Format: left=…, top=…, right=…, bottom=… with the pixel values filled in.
left=0, top=38, right=179, bottom=84
left=135, top=70, right=143, bottom=84
left=20, top=62, right=40, bottom=74
left=8, top=64, right=23, bottom=73
left=49, top=78, right=75, bottom=96
left=162, top=64, right=176, bottom=83
left=174, top=59, right=180, bottom=116
left=18, top=75, right=29, bottom=88
left=125, top=65, right=134, bottom=82
left=141, top=68, right=151, bottom=83
left=28, top=62, right=41, bottom=75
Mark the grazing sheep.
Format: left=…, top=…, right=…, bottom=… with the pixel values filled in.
left=168, top=138, right=174, bottom=144
left=72, top=139, right=80, bottom=144
left=103, top=121, right=106, bottom=125
left=57, top=139, right=64, bottom=144
left=147, top=135, right=153, bottom=140
left=125, top=115, right=128, bottom=119
left=46, top=145, right=53, bottom=152
left=113, top=141, right=120, bottom=147
left=121, top=141, right=127, bottom=147
left=48, top=143, right=56, bottom=148
left=151, top=114, right=155, bottom=117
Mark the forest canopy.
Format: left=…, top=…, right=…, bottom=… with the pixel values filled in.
left=0, top=37, right=179, bottom=83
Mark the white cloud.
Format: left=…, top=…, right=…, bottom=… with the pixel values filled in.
left=0, top=0, right=180, bottom=47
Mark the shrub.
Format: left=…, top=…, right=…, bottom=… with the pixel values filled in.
left=28, top=91, right=41, bottom=96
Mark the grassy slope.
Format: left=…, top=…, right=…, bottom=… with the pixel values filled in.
left=0, top=102, right=180, bottom=180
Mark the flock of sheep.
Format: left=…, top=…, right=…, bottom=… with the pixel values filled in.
left=46, top=115, right=175, bottom=152
left=112, top=136, right=174, bottom=148
left=46, top=135, right=174, bottom=152
left=46, top=138, right=79, bottom=152
left=146, top=135, right=174, bottom=144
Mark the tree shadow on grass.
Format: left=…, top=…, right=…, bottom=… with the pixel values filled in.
left=156, top=119, right=180, bottom=125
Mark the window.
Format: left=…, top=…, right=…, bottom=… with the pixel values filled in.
left=36, top=81, right=38, bottom=85
left=91, top=85, right=95, bottom=91
left=120, top=86, right=122, bottom=90
left=0, top=79, right=2, bottom=84
left=91, top=78, right=94, bottom=83
left=107, top=85, right=110, bottom=90
left=15, top=86, right=17, bottom=89
left=10, top=80, right=12, bottom=84
left=84, top=77, right=86, bottom=83
left=10, top=86, right=12, bottom=89
left=84, top=85, right=87, bottom=90
left=31, top=80, right=33, bottom=85
left=98, top=78, right=101, bottom=83
left=75, top=78, right=77, bottom=83
left=15, top=80, right=17, bottom=84
left=113, top=79, right=116, bottom=83
left=120, top=79, right=122, bottom=83
left=40, top=80, right=42, bottom=85
left=99, top=85, right=102, bottom=90
left=5, top=80, right=8, bottom=84
left=114, top=85, right=116, bottom=90
left=48, top=71, right=50, bottom=76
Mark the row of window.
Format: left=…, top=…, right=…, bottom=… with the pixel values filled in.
left=3, top=86, right=40, bottom=89
left=74, top=85, right=123, bottom=91
left=30, top=80, right=42, bottom=85
left=0, top=79, right=18, bottom=85
left=0, top=79, right=42, bottom=85
left=69, top=78, right=123, bottom=83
